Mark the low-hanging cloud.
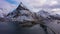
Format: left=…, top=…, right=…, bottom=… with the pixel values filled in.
left=0, top=0, right=18, bottom=17
left=0, top=0, right=60, bottom=13
left=19, top=0, right=60, bottom=12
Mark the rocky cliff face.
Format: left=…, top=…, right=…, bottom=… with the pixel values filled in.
left=6, top=3, right=39, bottom=27
left=0, top=3, right=38, bottom=34
left=0, top=2, right=60, bottom=34
left=37, top=10, right=60, bottom=34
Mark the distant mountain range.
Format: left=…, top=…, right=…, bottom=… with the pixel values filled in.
left=0, top=2, right=60, bottom=34
left=0, top=2, right=60, bottom=23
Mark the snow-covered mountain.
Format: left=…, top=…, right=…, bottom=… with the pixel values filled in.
left=7, top=3, right=37, bottom=22
left=0, top=2, right=60, bottom=34
left=37, top=9, right=60, bottom=20
left=38, top=10, right=51, bottom=19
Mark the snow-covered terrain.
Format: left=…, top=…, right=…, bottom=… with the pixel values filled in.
left=0, top=0, right=60, bottom=34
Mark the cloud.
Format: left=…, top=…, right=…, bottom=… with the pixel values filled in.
left=17, top=0, right=60, bottom=12
left=49, top=0, right=58, bottom=6
left=6, top=0, right=59, bottom=12
left=48, top=8, right=60, bottom=15
left=0, top=0, right=60, bottom=13
left=0, top=0, right=17, bottom=17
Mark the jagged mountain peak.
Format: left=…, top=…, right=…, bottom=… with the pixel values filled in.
left=16, top=2, right=29, bottom=11
left=6, top=2, right=38, bottom=22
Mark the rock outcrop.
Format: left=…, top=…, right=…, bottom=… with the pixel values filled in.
left=0, top=2, right=60, bottom=34
left=6, top=3, right=39, bottom=27
left=37, top=10, right=60, bottom=34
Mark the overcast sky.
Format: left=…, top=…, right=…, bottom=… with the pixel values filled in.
left=20, top=0, right=60, bottom=12
left=0, top=0, right=60, bottom=15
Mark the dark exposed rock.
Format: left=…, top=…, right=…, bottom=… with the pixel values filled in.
left=6, top=2, right=39, bottom=28
left=38, top=10, right=51, bottom=19
left=0, top=2, right=60, bottom=34
left=37, top=10, right=60, bottom=34
left=49, top=14, right=60, bottom=20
